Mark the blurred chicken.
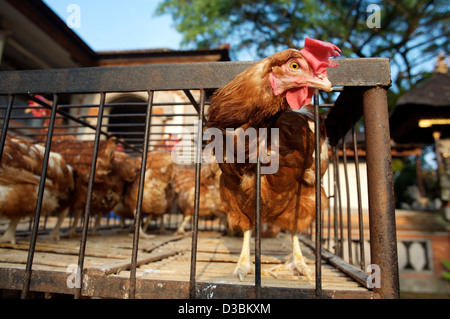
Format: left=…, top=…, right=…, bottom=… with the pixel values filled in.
left=90, top=150, right=140, bottom=234
left=207, top=38, right=339, bottom=281
left=49, top=138, right=117, bottom=237
left=117, top=151, right=176, bottom=235
left=174, top=161, right=226, bottom=235
left=106, top=151, right=141, bottom=226
left=0, top=135, right=74, bottom=244
left=25, top=103, right=138, bottom=236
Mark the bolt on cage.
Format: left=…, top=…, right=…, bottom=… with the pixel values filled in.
left=0, top=58, right=399, bottom=299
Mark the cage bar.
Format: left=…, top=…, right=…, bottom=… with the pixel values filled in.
left=352, top=125, right=366, bottom=270
left=254, top=152, right=262, bottom=298
left=313, top=91, right=322, bottom=298
left=129, top=90, right=155, bottom=298
left=188, top=89, right=205, bottom=299
left=21, top=94, right=59, bottom=299
left=74, top=92, right=106, bottom=299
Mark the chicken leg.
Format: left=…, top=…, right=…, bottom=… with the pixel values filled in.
left=269, top=232, right=313, bottom=280
left=175, top=215, right=191, bottom=235
left=0, top=217, right=20, bottom=244
left=234, top=229, right=253, bottom=281
left=290, top=232, right=313, bottom=280
left=48, top=207, right=70, bottom=241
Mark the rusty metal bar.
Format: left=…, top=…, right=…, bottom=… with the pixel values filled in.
left=335, top=141, right=344, bottom=258
left=341, top=138, right=353, bottom=265
left=189, top=89, right=205, bottom=299
left=74, top=92, right=106, bottom=299
left=314, top=90, right=322, bottom=298
left=0, top=95, right=14, bottom=161
left=254, top=153, right=262, bottom=298
left=129, top=90, right=154, bottom=299
left=362, top=86, right=399, bottom=299
left=332, top=148, right=338, bottom=255
left=352, top=125, right=366, bottom=270
left=332, top=145, right=341, bottom=257
left=326, top=167, right=332, bottom=251
left=0, top=268, right=378, bottom=299
left=0, top=59, right=391, bottom=95
left=21, top=93, right=59, bottom=299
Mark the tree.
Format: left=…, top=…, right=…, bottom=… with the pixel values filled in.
left=156, top=0, right=449, bottom=96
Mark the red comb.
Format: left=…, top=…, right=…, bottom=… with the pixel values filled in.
left=300, top=38, right=341, bottom=77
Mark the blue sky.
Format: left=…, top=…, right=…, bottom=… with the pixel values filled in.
left=43, top=0, right=183, bottom=52
left=42, top=1, right=440, bottom=70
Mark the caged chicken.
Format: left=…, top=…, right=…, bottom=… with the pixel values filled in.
left=25, top=104, right=127, bottom=236
left=89, top=148, right=140, bottom=234
left=49, top=137, right=119, bottom=237
left=207, top=38, right=340, bottom=281
left=174, top=161, right=226, bottom=235
left=0, top=135, right=74, bottom=244
left=105, top=150, right=140, bottom=227
left=117, top=151, right=176, bottom=235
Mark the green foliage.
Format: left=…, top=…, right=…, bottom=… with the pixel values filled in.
left=156, top=0, right=449, bottom=95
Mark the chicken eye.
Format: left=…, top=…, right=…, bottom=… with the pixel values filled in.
left=289, top=61, right=300, bottom=70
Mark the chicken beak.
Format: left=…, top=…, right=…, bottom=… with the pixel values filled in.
left=305, top=76, right=333, bottom=92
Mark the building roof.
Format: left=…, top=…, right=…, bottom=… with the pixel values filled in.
left=96, top=47, right=230, bottom=67
left=396, top=73, right=450, bottom=107
left=0, top=0, right=96, bottom=69
left=0, top=0, right=230, bottom=70
left=389, top=72, right=450, bottom=145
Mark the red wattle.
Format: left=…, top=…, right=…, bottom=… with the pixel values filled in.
left=286, top=87, right=314, bottom=110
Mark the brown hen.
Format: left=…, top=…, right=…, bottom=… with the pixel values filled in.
left=119, top=151, right=176, bottom=235
left=207, top=38, right=340, bottom=281
left=0, top=136, right=74, bottom=244
left=174, top=161, right=226, bottom=235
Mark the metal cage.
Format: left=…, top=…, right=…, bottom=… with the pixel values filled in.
left=0, top=58, right=399, bottom=299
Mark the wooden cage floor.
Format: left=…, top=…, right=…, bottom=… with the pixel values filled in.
left=0, top=217, right=376, bottom=299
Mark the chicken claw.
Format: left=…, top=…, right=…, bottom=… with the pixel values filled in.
left=233, top=229, right=253, bottom=281
left=268, top=232, right=313, bottom=281
left=291, top=232, right=313, bottom=280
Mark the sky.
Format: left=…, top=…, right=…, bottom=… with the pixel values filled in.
left=42, top=1, right=442, bottom=71
left=43, top=0, right=184, bottom=52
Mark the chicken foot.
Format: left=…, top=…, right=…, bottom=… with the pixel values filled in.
left=268, top=232, right=313, bottom=280
left=234, top=229, right=253, bottom=281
